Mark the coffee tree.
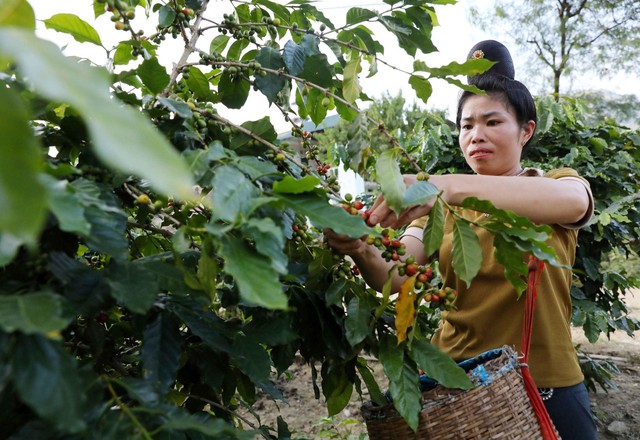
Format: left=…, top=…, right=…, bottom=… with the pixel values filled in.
left=0, top=0, right=595, bottom=437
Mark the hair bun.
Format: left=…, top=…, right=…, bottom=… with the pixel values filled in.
left=466, top=40, right=515, bottom=82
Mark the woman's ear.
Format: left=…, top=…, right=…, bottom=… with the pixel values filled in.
left=521, top=120, right=536, bottom=146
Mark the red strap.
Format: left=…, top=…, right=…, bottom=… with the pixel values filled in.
left=520, top=256, right=558, bottom=440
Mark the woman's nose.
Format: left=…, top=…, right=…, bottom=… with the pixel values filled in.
left=470, top=126, right=484, bottom=142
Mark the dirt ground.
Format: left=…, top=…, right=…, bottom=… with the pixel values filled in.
left=248, top=290, right=640, bottom=439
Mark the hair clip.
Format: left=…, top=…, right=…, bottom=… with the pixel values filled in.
left=471, top=50, right=485, bottom=60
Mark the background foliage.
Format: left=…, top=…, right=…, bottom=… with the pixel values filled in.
left=0, top=0, right=638, bottom=438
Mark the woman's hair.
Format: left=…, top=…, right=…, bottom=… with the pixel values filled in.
left=456, top=40, right=537, bottom=148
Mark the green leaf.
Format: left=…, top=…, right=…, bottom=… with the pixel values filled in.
left=356, top=357, right=386, bottom=405
left=0, top=86, right=47, bottom=245
left=0, top=29, right=196, bottom=200
left=422, top=198, right=444, bottom=256
left=414, top=58, right=494, bottom=79
left=0, top=292, right=70, bottom=335
left=346, top=7, right=377, bottom=25
left=379, top=14, right=411, bottom=36
left=83, top=205, right=128, bottom=260
left=451, top=218, right=482, bottom=288
left=210, top=165, right=261, bottom=222
left=227, top=38, right=250, bottom=60
left=402, top=181, right=438, bottom=208
left=378, top=334, right=420, bottom=431
left=12, top=334, right=86, bottom=433
left=161, top=414, right=247, bottom=438
left=157, top=96, right=193, bottom=118
left=113, top=41, right=135, bottom=65
left=345, top=294, right=374, bottom=346
left=298, top=53, right=333, bottom=88
left=275, top=192, right=371, bottom=238
left=325, top=277, right=349, bottom=306
left=231, top=335, right=272, bottom=382
left=273, top=175, right=321, bottom=194
left=351, top=25, right=384, bottom=56
left=584, top=311, right=608, bottom=343
left=142, top=312, right=182, bottom=394
left=230, top=117, right=277, bottom=152
left=343, top=55, right=362, bottom=103
left=219, top=70, right=250, bottom=109
left=233, top=155, right=278, bottom=179
left=306, top=87, right=328, bottom=126
left=106, top=261, right=160, bottom=314
left=218, top=235, right=288, bottom=309
left=244, top=312, right=297, bottom=346
left=209, top=34, right=230, bottom=55
left=376, top=149, right=405, bottom=214
left=138, top=57, right=170, bottom=94
left=43, top=13, right=102, bottom=46
left=493, top=235, right=528, bottom=296
left=185, top=67, right=214, bottom=100
left=0, top=233, right=22, bottom=266
left=254, top=0, right=290, bottom=23
left=158, top=5, right=176, bottom=28
left=409, top=74, right=432, bottom=103
left=45, top=177, right=91, bottom=235
left=322, top=363, right=354, bottom=416
left=410, top=340, right=473, bottom=389
left=0, top=0, right=35, bottom=29
left=283, top=40, right=306, bottom=76
left=300, top=33, right=321, bottom=56
left=242, top=217, right=288, bottom=274
left=254, top=46, right=286, bottom=104
left=169, top=297, right=232, bottom=352
left=460, top=197, right=552, bottom=242
left=197, top=249, right=219, bottom=298
left=344, top=112, right=370, bottom=171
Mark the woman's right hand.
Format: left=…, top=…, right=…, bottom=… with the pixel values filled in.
left=323, top=228, right=368, bottom=257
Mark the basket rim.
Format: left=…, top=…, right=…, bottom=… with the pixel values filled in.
left=361, top=345, right=523, bottom=421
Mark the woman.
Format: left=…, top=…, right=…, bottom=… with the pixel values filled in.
left=325, top=40, right=598, bottom=439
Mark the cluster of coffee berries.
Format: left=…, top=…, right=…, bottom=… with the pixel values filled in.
left=220, top=14, right=260, bottom=42
left=332, top=256, right=357, bottom=280
left=324, top=174, right=340, bottom=192
left=317, top=163, right=331, bottom=175
left=362, top=229, right=456, bottom=311
left=260, top=16, right=282, bottom=38
left=156, top=7, right=194, bottom=39
left=341, top=193, right=365, bottom=216
left=107, top=2, right=136, bottom=31
left=424, top=287, right=458, bottom=308
left=292, top=223, right=310, bottom=244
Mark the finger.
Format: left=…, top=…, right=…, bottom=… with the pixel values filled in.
left=369, top=200, right=396, bottom=227
left=395, top=205, right=429, bottom=228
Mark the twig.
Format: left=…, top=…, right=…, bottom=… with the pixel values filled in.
left=123, top=183, right=181, bottom=227
left=162, top=0, right=211, bottom=96
left=106, top=380, right=153, bottom=440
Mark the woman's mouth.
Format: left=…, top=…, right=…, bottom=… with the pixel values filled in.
left=469, top=148, right=492, bottom=159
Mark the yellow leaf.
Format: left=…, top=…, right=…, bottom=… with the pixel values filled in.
left=395, top=276, right=417, bottom=344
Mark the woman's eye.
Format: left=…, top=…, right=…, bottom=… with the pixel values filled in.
left=487, top=119, right=501, bottom=126
left=462, top=124, right=472, bottom=130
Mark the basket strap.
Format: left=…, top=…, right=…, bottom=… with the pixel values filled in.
left=520, top=255, right=558, bottom=440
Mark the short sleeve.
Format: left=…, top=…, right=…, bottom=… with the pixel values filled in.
left=544, top=168, right=594, bottom=229
left=402, top=216, right=427, bottom=241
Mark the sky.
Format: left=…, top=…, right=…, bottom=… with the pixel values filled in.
left=29, top=0, right=638, bottom=131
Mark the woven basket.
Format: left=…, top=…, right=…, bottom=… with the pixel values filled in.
left=362, top=346, right=551, bottom=440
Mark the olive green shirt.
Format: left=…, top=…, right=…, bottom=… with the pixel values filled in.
left=406, top=168, right=594, bottom=388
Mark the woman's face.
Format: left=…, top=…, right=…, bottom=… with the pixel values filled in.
left=458, top=94, right=535, bottom=176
